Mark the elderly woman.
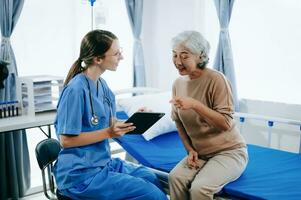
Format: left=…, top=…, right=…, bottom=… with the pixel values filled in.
left=168, top=31, right=248, bottom=200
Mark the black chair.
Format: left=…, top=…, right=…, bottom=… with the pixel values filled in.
left=35, top=138, right=72, bottom=200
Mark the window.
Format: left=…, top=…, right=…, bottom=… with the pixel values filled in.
left=12, top=0, right=133, bottom=90
left=231, top=0, right=301, bottom=104
left=203, top=0, right=301, bottom=105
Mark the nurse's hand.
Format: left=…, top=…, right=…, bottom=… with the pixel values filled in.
left=107, top=121, right=136, bottom=138
left=137, top=106, right=152, bottom=112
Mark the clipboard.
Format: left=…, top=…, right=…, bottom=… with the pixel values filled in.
left=125, top=112, right=165, bottom=134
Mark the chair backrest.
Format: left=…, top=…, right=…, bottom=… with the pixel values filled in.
left=35, top=138, right=61, bottom=170
left=35, top=138, right=61, bottom=200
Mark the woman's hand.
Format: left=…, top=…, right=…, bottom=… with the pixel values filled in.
left=170, top=96, right=198, bottom=110
left=187, top=149, right=199, bottom=169
left=107, top=120, right=135, bottom=138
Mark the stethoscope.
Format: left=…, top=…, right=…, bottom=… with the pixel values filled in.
left=85, top=76, right=113, bottom=126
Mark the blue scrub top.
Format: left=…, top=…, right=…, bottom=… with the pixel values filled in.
left=53, top=73, right=116, bottom=190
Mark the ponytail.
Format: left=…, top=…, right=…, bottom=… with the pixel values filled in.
left=64, top=59, right=83, bottom=86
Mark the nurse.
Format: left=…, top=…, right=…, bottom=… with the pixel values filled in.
left=53, top=30, right=167, bottom=200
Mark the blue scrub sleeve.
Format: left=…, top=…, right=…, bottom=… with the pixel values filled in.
left=56, top=87, right=84, bottom=135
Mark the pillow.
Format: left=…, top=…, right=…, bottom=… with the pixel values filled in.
left=117, top=91, right=177, bottom=140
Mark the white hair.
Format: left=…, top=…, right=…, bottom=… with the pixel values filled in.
left=171, top=31, right=210, bottom=57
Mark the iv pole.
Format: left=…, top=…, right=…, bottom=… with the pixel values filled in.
left=89, top=0, right=96, bottom=30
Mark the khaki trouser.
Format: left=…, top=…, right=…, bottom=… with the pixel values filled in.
left=168, top=147, right=248, bottom=200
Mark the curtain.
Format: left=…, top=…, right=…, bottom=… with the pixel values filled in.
left=125, top=0, right=146, bottom=87
left=0, top=0, right=30, bottom=199
left=213, top=0, right=239, bottom=111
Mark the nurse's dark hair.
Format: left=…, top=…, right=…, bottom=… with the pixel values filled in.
left=64, top=29, right=117, bottom=86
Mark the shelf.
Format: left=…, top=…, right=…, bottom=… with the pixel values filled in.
left=17, top=75, right=64, bottom=115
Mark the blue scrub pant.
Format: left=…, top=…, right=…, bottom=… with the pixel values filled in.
left=62, top=158, right=167, bottom=200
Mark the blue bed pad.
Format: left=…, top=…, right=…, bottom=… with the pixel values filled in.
left=115, top=111, right=301, bottom=200
left=224, top=144, right=301, bottom=200
left=115, top=131, right=186, bottom=172
left=115, top=111, right=186, bottom=172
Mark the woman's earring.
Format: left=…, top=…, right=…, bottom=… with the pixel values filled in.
left=197, top=52, right=209, bottom=69
left=197, top=62, right=205, bottom=69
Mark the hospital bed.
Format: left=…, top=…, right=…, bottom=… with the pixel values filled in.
left=114, top=88, right=301, bottom=200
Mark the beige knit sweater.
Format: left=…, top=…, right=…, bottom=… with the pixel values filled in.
left=171, top=68, right=246, bottom=156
